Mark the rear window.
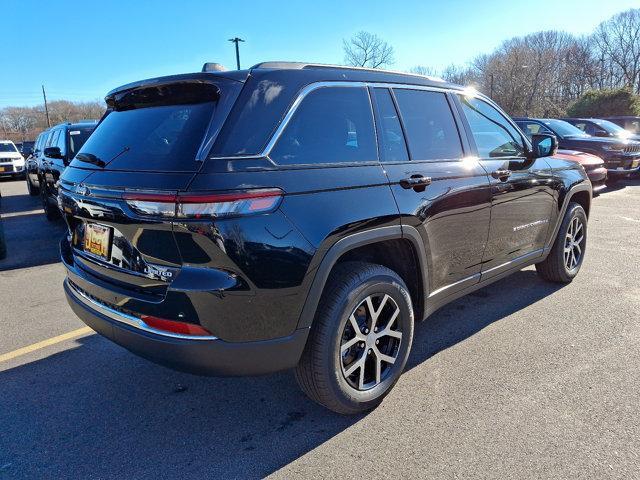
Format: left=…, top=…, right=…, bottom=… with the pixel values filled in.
left=68, top=128, right=94, bottom=157
left=71, top=102, right=214, bottom=171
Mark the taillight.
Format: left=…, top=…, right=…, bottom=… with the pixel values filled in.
left=123, top=188, right=283, bottom=219
left=140, top=315, right=214, bottom=337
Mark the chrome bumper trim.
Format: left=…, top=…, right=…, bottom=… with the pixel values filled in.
left=66, top=280, right=218, bottom=341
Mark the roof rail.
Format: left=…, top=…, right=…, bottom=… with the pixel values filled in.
left=250, top=61, right=445, bottom=82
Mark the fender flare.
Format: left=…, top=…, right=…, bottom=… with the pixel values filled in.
left=545, top=181, right=592, bottom=253
left=296, top=225, right=429, bottom=329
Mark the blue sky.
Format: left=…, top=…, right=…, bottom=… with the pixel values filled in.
left=2, top=0, right=638, bottom=107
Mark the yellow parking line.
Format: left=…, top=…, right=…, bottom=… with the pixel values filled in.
left=0, top=327, right=94, bottom=363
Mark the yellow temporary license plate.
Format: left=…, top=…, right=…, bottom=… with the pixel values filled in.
left=632, top=159, right=640, bottom=169
left=0, top=166, right=6, bottom=172
left=84, top=223, right=111, bottom=260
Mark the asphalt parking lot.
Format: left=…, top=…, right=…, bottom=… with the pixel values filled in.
left=1, top=177, right=639, bottom=479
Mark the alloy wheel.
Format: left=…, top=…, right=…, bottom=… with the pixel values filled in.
left=564, top=216, right=585, bottom=271
left=340, top=293, right=403, bottom=391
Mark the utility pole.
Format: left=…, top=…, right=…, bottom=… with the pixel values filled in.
left=228, top=37, right=245, bottom=70
left=42, top=85, right=51, bottom=128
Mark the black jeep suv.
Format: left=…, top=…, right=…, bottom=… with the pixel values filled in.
left=514, top=117, right=640, bottom=182
left=59, top=63, right=591, bottom=414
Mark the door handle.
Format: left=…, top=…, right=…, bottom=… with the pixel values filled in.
left=491, top=169, right=512, bottom=181
left=400, top=175, right=432, bottom=190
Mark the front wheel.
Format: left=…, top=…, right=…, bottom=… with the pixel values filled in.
left=536, top=202, right=587, bottom=283
left=41, top=186, right=60, bottom=221
left=295, top=262, right=414, bottom=414
left=26, top=175, right=39, bottom=196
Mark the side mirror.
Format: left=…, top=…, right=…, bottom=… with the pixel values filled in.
left=44, top=146, right=63, bottom=159
left=594, top=129, right=609, bottom=137
left=530, top=133, right=557, bottom=158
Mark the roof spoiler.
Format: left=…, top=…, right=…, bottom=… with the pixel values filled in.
left=202, top=63, right=227, bottom=72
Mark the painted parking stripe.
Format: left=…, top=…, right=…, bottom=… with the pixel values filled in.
left=0, top=327, right=94, bottom=364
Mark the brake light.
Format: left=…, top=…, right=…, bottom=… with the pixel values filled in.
left=141, top=315, right=214, bottom=336
left=123, top=189, right=283, bottom=218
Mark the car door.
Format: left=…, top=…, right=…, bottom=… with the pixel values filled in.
left=50, top=127, right=69, bottom=197
left=42, top=129, right=60, bottom=193
left=372, top=86, right=492, bottom=305
left=454, top=94, right=555, bottom=280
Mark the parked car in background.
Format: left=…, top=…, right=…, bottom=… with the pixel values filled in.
left=0, top=140, right=26, bottom=179
left=59, top=63, right=592, bottom=414
left=554, top=150, right=607, bottom=194
left=605, top=116, right=640, bottom=134
left=514, top=117, right=640, bottom=183
left=25, top=130, right=48, bottom=195
left=35, top=121, right=97, bottom=219
left=562, top=118, right=640, bottom=142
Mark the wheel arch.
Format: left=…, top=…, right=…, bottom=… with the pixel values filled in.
left=296, top=225, right=429, bottom=330
left=545, top=181, right=592, bottom=252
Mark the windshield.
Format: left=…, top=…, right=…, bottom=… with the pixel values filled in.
left=543, top=119, right=590, bottom=138
left=593, top=119, right=631, bottom=136
left=69, top=128, right=94, bottom=157
left=0, top=143, right=18, bottom=153
left=72, top=102, right=215, bottom=171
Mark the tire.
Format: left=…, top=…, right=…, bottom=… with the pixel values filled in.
left=41, top=186, right=60, bottom=221
left=26, top=175, right=39, bottom=196
left=536, top=202, right=587, bottom=283
left=295, top=261, right=414, bottom=415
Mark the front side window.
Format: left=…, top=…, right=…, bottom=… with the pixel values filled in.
left=393, top=89, right=463, bottom=161
left=57, top=128, right=67, bottom=155
left=270, top=87, right=377, bottom=165
left=459, top=96, right=525, bottom=158
left=371, top=88, right=408, bottom=162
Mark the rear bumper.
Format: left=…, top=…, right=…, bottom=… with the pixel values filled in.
left=64, top=278, right=309, bottom=376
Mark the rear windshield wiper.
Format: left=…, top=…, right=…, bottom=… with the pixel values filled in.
left=75, top=153, right=106, bottom=168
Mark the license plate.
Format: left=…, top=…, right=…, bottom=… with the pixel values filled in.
left=632, top=159, right=640, bottom=169
left=84, top=223, right=112, bottom=260
left=0, top=166, right=6, bottom=172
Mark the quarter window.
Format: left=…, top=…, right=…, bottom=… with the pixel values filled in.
left=459, top=96, right=525, bottom=158
left=371, top=88, right=409, bottom=162
left=393, top=89, right=463, bottom=161
left=270, top=87, right=377, bottom=165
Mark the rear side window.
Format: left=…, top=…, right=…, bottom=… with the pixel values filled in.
left=371, top=88, right=409, bottom=162
left=270, top=87, right=377, bottom=165
left=393, top=89, right=463, bottom=161
left=459, top=96, right=525, bottom=158
left=73, top=102, right=214, bottom=171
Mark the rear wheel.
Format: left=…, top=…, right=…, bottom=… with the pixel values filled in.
left=536, top=202, right=587, bottom=283
left=295, top=262, right=414, bottom=414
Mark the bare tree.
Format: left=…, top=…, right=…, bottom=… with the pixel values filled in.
left=409, top=65, right=439, bottom=76
left=592, top=8, right=640, bottom=93
left=0, top=100, right=105, bottom=143
left=343, top=31, right=394, bottom=69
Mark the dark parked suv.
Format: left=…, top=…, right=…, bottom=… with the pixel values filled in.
left=514, top=118, right=640, bottom=182
left=29, top=121, right=96, bottom=218
left=59, top=63, right=591, bottom=414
